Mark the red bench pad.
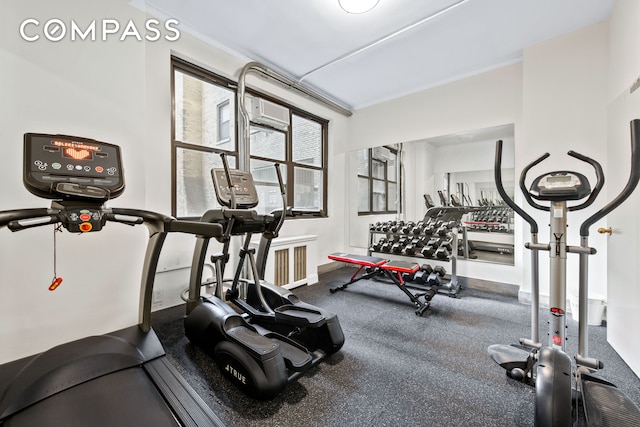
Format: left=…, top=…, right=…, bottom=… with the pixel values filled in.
left=328, top=252, right=387, bottom=267
left=380, top=260, right=420, bottom=274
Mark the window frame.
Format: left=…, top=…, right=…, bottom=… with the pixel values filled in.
left=171, top=56, right=329, bottom=218
left=357, top=146, right=399, bottom=215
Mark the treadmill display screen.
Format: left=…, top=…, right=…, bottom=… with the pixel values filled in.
left=24, top=133, right=125, bottom=200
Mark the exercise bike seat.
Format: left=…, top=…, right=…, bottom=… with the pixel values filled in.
left=273, top=305, right=326, bottom=327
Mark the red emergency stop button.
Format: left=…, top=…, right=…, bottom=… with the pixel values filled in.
left=79, top=213, right=91, bottom=221
left=79, top=222, right=93, bottom=232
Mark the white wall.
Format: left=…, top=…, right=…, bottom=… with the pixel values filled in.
left=0, top=0, right=351, bottom=363
left=0, top=0, right=150, bottom=363
left=520, top=22, right=609, bottom=302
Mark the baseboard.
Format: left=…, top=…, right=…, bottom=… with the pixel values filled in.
left=318, top=261, right=346, bottom=274
left=459, top=276, right=519, bottom=297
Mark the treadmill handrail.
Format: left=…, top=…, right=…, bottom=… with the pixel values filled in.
left=0, top=205, right=223, bottom=332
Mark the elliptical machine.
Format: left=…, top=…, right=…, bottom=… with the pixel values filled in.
left=184, top=154, right=344, bottom=399
left=488, top=120, right=640, bottom=426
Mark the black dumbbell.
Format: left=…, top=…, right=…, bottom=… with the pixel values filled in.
left=391, top=237, right=408, bottom=254
left=413, top=264, right=433, bottom=283
left=370, top=237, right=387, bottom=252
left=435, top=242, right=451, bottom=260
left=420, top=238, right=441, bottom=258
left=404, top=237, right=425, bottom=256
left=433, top=266, right=447, bottom=277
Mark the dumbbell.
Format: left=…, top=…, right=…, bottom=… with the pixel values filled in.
left=433, top=266, right=447, bottom=277
left=420, top=237, right=441, bottom=258
left=400, top=222, right=415, bottom=234
left=391, top=237, right=409, bottom=254
left=403, top=237, right=425, bottom=256
left=413, top=264, right=433, bottom=284
left=435, top=239, right=453, bottom=260
left=380, top=236, right=398, bottom=253
left=370, top=237, right=387, bottom=252
left=389, top=221, right=404, bottom=233
left=402, top=271, right=416, bottom=282
left=411, top=221, right=425, bottom=235
left=426, top=272, right=442, bottom=287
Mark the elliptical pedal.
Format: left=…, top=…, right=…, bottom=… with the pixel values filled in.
left=274, top=305, right=326, bottom=327
left=266, top=335, right=313, bottom=372
left=581, top=372, right=640, bottom=426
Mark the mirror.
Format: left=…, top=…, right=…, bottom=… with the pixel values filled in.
left=352, top=123, right=515, bottom=266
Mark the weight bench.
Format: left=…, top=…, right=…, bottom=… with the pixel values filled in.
left=327, top=252, right=440, bottom=316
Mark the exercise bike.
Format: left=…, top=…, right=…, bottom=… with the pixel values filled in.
left=488, top=119, right=640, bottom=426
left=184, top=154, right=344, bottom=399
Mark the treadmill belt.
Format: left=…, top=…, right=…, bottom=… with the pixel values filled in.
left=5, top=368, right=179, bottom=427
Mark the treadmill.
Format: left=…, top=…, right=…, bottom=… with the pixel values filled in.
left=0, top=133, right=225, bottom=426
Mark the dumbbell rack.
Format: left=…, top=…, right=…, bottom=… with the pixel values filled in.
left=367, top=219, right=460, bottom=297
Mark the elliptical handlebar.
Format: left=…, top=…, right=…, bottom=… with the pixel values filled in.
left=495, top=140, right=539, bottom=234
left=519, top=152, right=551, bottom=212
left=579, top=119, right=640, bottom=236
left=566, top=150, right=605, bottom=212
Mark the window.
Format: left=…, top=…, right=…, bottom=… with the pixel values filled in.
left=172, top=59, right=237, bottom=218
left=171, top=57, right=328, bottom=218
left=357, top=146, right=399, bottom=214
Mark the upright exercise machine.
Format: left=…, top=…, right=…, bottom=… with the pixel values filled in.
left=0, top=134, right=225, bottom=426
left=184, top=154, right=344, bottom=399
left=488, top=120, right=640, bottom=426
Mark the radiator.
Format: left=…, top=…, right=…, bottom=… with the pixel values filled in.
left=253, top=235, right=318, bottom=289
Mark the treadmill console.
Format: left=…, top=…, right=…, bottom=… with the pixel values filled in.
left=211, top=168, right=259, bottom=209
left=24, top=133, right=124, bottom=201
left=529, top=171, right=591, bottom=201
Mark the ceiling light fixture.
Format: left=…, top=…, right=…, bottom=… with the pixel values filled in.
left=339, top=0, right=380, bottom=14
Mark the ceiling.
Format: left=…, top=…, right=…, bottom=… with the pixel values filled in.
left=139, top=0, right=615, bottom=112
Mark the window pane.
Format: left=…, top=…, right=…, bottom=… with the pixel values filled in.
left=387, top=182, right=397, bottom=211
left=387, top=154, right=397, bottom=182
left=250, top=125, right=286, bottom=161
left=250, top=159, right=287, bottom=215
left=372, top=179, right=386, bottom=211
left=358, top=177, right=370, bottom=212
left=372, top=159, right=385, bottom=180
left=174, top=70, right=235, bottom=149
left=357, top=150, right=369, bottom=175
left=294, top=167, right=322, bottom=210
left=292, top=115, right=322, bottom=166
left=217, top=101, right=230, bottom=141
left=176, top=148, right=236, bottom=217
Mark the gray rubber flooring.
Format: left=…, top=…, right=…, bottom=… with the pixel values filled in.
left=154, top=267, right=640, bottom=426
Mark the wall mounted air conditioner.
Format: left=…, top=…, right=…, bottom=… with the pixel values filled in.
left=248, top=96, right=290, bottom=131
left=372, top=146, right=394, bottom=161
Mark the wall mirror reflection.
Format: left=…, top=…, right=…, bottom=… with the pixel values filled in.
left=356, top=123, right=516, bottom=266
